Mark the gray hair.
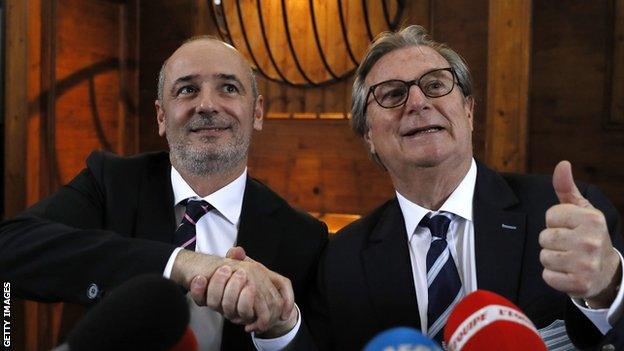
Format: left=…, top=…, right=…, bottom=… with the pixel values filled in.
left=157, top=36, right=259, bottom=101
left=351, top=25, right=473, bottom=136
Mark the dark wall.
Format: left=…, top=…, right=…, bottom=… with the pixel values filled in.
left=530, top=0, right=624, bottom=213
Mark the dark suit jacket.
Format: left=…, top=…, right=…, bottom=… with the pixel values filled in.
left=295, top=162, right=623, bottom=351
left=0, top=150, right=328, bottom=350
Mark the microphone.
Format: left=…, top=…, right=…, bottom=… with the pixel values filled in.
left=58, top=274, right=197, bottom=351
left=443, top=290, right=546, bottom=351
left=363, top=327, right=442, bottom=351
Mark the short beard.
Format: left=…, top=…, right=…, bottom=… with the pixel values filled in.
left=167, top=115, right=251, bottom=176
left=169, top=138, right=249, bottom=176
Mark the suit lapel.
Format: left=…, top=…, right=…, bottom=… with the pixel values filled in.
left=361, top=199, right=421, bottom=331
left=473, top=162, right=526, bottom=303
left=236, top=177, right=283, bottom=269
left=135, top=153, right=177, bottom=243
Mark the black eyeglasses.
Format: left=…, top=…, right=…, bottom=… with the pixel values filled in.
left=366, top=68, right=456, bottom=109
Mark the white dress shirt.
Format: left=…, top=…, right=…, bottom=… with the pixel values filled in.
left=396, top=159, right=624, bottom=335
left=396, top=159, right=478, bottom=333
left=164, top=166, right=246, bottom=350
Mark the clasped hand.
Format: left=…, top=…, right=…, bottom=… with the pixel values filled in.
left=189, top=247, right=297, bottom=336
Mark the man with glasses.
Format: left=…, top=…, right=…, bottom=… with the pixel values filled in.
left=273, top=25, right=624, bottom=350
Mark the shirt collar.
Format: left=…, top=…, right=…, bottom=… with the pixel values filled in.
left=396, top=158, right=477, bottom=237
left=171, top=167, right=247, bottom=226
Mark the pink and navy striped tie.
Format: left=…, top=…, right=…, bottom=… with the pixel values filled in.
left=175, top=199, right=213, bottom=251
left=420, top=212, right=464, bottom=343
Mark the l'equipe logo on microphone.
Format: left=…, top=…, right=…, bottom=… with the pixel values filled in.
left=447, top=304, right=538, bottom=351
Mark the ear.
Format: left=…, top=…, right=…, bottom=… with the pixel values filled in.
left=155, top=100, right=166, bottom=137
left=363, top=127, right=376, bottom=155
left=464, top=96, right=475, bottom=131
left=252, top=95, right=264, bottom=131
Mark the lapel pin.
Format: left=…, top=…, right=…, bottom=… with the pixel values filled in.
left=501, top=224, right=517, bottom=230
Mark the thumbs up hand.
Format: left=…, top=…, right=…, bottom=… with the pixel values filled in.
left=539, top=161, right=622, bottom=308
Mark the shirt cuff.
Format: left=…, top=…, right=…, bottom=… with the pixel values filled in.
left=163, top=247, right=183, bottom=279
left=252, top=304, right=301, bottom=351
left=571, top=248, right=624, bottom=334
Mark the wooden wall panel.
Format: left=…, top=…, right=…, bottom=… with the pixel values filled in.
left=530, top=0, right=624, bottom=213
left=431, top=0, right=489, bottom=161
left=4, top=1, right=30, bottom=348
left=4, top=0, right=139, bottom=349
left=138, top=0, right=200, bottom=152
left=248, top=120, right=394, bottom=214
left=485, top=0, right=531, bottom=172
left=55, top=0, right=134, bottom=184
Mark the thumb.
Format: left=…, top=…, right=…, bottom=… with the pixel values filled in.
left=226, top=246, right=247, bottom=261
left=552, top=160, right=592, bottom=208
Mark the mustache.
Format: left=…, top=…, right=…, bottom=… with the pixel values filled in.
left=185, top=114, right=231, bottom=131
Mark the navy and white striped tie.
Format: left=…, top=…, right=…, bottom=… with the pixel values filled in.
left=420, top=213, right=464, bottom=342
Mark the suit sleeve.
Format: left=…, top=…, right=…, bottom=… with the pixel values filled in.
left=0, top=151, right=176, bottom=305
left=287, top=247, right=331, bottom=351
left=565, top=183, right=624, bottom=350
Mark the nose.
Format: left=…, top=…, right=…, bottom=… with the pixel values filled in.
left=196, top=87, right=218, bottom=114
left=404, top=83, right=430, bottom=114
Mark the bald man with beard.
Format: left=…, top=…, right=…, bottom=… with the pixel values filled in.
left=0, top=37, right=328, bottom=350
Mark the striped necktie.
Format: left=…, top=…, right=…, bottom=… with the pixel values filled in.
left=420, top=212, right=464, bottom=343
left=174, top=199, right=213, bottom=251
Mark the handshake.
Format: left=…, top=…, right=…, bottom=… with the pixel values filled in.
left=170, top=247, right=297, bottom=338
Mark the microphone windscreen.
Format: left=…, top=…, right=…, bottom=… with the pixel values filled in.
left=364, top=327, right=442, bottom=351
left=67, top=274, right=190, bottom=351
left=443, top=290, right=547, bottom=351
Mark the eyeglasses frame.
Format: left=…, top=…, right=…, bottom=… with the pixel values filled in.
left=365, top=67, right=457, bottom=112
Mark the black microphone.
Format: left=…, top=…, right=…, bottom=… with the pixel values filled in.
left=54, top=274, right=196, bottom=351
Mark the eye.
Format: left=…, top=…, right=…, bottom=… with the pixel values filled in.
left=222, top=83, right=240, bottom=94
left=384, top=88, right=405, bottom=99
left=423, top=80, right=446, bottom=93
left=379, top=87, right=407, bottom=104
left=176, top=85, right=197, bottom=96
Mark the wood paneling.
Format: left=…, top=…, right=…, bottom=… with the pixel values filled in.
left=485, top=0, right=531, bottom=172
left=530, top=0, right=624, bottom=213
left=431, top=0, right=489, bottom=161
left=4, top=0, right=28, bottom=218
left=138, top=0, right=200, bottom=152
left=4, top=0, right=139, bottom=349
left=55, top=0, right=139, bottom=183
left=4, top=1, right=29, bottom=348
left=248, top=119, right=394, bottom=214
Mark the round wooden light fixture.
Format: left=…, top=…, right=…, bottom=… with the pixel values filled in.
left=209, top=0, right=405, bottom=87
